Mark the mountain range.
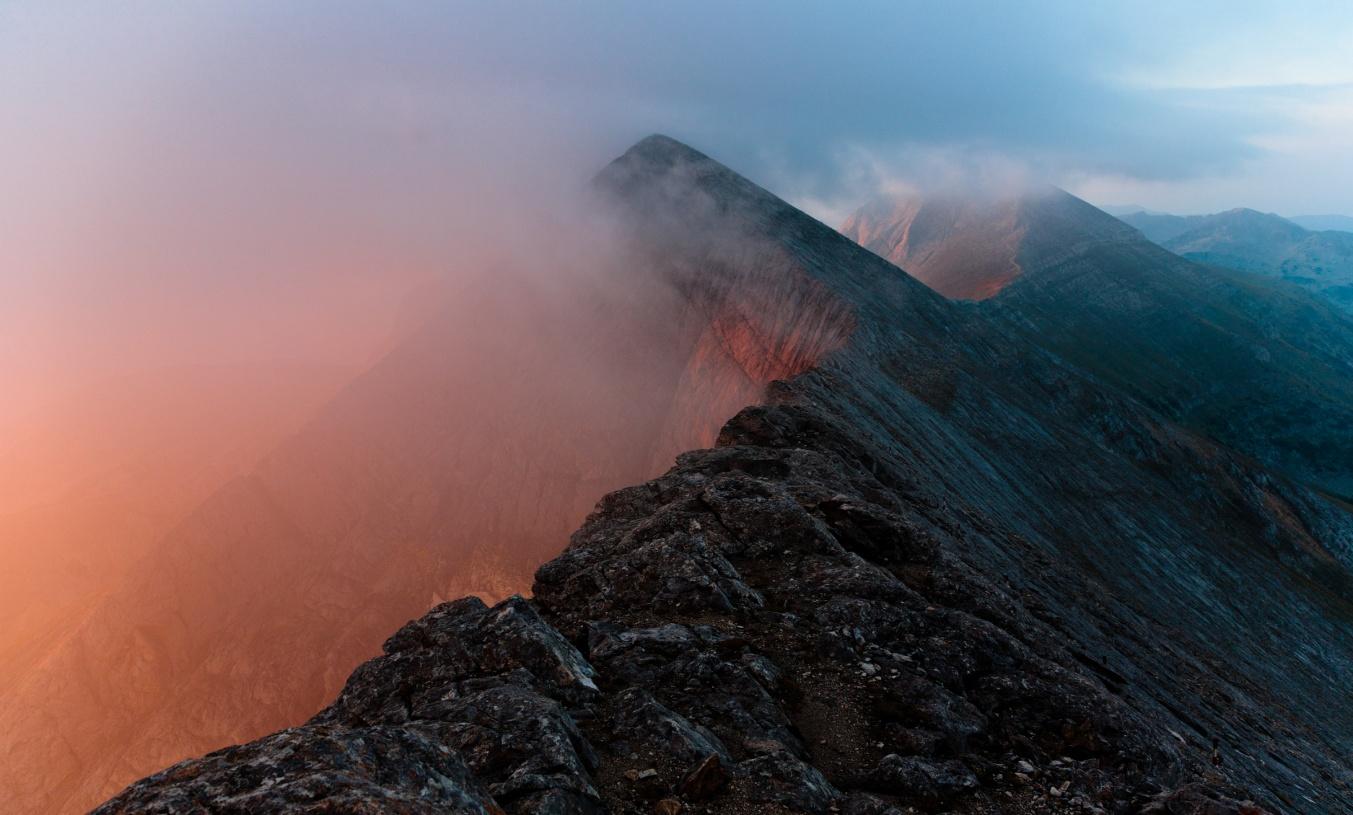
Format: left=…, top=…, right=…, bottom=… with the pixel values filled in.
left=1106, top=206, right=1353, bottom=235
left=1115, top=207, right=1353, bottom=311
left=94, top=136, right=1353, bottom=814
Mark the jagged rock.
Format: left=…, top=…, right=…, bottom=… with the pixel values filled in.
left=304, top=595, right=604, bottom=815
left=319, top=596, right=599, bottom=729
left=610, top=688, right=730, bottom=768
left=92, top=724, right=498, bottom=814
left=870, top=673, right=987, bottom=746
left=734, top=751, right=841, bottom=813
left=426, top=686, right=600, bottom=812
left=1142, top=783, right=1269, bottom=815
left=678, top=753, right=728, bottom=800
left=865, top=754, right=978, bottom=807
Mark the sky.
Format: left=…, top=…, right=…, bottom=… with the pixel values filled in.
left=2, top=0, right=1352, bottom=420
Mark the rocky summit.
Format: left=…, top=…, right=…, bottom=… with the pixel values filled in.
left=97, top=136, right=1353, bottom=814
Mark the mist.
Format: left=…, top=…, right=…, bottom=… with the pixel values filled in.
left=5, top=2, right=1351, bottom=425
left=0, top=8, right=863, bottom=803
left=3, top=2, right=1353, bottom=811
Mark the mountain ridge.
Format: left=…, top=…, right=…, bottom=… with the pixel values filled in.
left=844, top=187, right=1353, bottom=498
left=0, top=144, right=856, bottom=815
left=97, top=135, right=1353, bottom=814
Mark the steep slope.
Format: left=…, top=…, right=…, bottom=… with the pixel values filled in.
left=1120, top=208, right=1353, bottom=311
left=0, top=201, right=850, bottom=812
left=840, top=188, right=1138, bottom=300
left=846, top=189, right=1353, bottom=497
left=101, top=137, right=1353, bottom=814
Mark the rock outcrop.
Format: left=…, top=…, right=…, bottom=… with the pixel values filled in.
left=98, top=136, right=1353, bottom=814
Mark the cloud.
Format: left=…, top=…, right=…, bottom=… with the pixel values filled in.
left=0, top=2, right=1303, bottom=208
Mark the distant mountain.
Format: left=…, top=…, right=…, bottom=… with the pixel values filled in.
left=1290, top=213, right=1353, bottom=233
left=1118, top=208, right=1353, bottom=310
left=845, top=188, right=1353, bottom=497
left=1101, top=207, right=1353, bottom=240
left=99, top=136, right=1353, bottom=815
left=1114, top=210, right=1210, bottom=243
left=1099, top=203, right=1170, bottom=217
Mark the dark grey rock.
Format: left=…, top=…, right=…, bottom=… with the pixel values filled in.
left=866, top=754, right=978, bottom=807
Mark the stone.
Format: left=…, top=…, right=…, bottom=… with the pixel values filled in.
left=679, top=753, right=728, bottom=800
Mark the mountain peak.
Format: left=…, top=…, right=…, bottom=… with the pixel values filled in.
left=1174, top=208, right=1309, bottom=244
left=594, top=133, right=777, bottom=221
left=597, top=133, right=726, bottom=189
left=622, top=133, right=710, bottom=164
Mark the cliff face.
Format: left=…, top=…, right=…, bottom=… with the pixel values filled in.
left=840, top=193, right=1026, bottom=300
left=97, top=136, right=1353, bottom=814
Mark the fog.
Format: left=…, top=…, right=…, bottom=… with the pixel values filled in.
left=2, top=2, right=1351, bottom=811
left=0, top=8, right=864, bottom=803
left=4, top=2, right=1350, bottom=426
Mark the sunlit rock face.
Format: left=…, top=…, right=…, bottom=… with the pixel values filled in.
left=842, top=195, right=1027, bottom=300
left=0, top=147, right=853, bottom=814
left=840, top=187, right=1139, bottom=300
left=98, top=136, right=1353, bottom=814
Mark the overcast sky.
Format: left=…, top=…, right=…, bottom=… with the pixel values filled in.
left=2, top=0, right=1351, bottom=416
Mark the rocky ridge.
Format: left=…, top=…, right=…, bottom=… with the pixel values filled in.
left=1, top=137, right=859, bottom=813
left=97, top=137, right=1353, bottom=814
left=93, top=400, right=1292, bottom=815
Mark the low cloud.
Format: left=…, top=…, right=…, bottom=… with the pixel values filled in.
left=2, top=0, right=1349, bottom=414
